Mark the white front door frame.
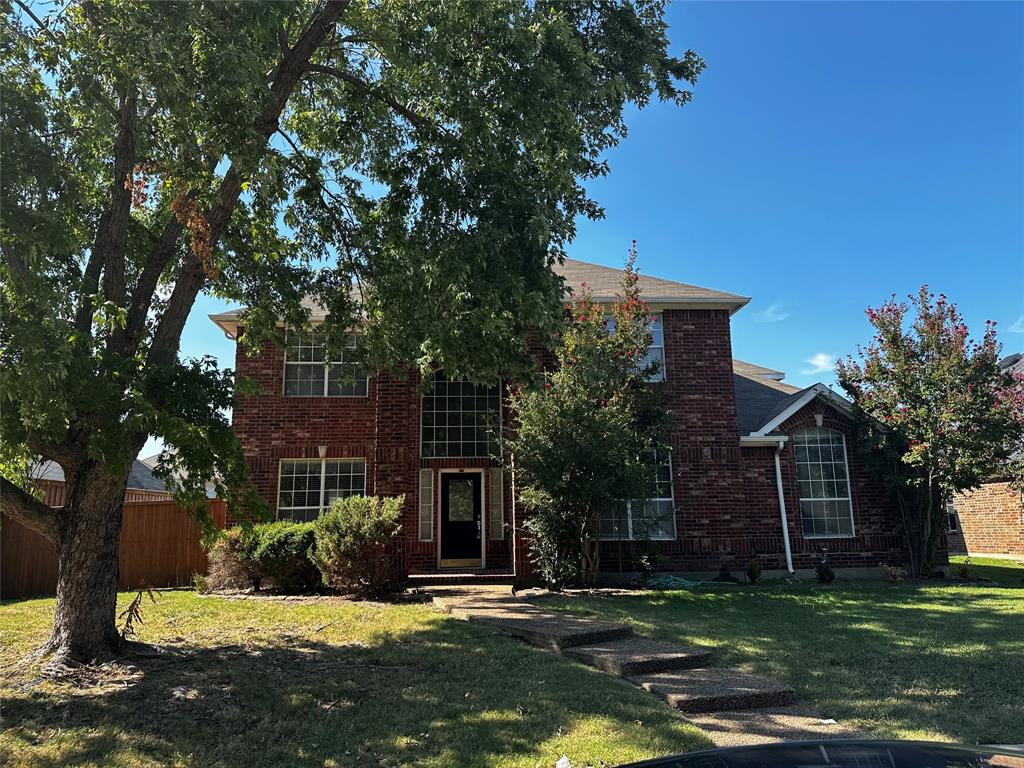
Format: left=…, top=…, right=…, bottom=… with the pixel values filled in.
left=437, top=468, right=486, bottom=570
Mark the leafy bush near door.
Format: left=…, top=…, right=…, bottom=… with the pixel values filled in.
left=311, top=495, right=404, bottom=598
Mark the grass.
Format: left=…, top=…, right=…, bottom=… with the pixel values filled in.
left=0, top=591, right=710, bottom=768
left=543, top=558, right=1024, bottom=744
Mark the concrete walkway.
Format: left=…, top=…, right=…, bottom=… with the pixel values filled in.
left=430, top=587, right=861, bottom=747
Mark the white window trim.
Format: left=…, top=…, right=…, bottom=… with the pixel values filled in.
left=282, top=330, right=368, bottom=398
left=276, top=457, right=367, bottom=520
left=605, top=312, right=666, bottom=383
left=945, top=501, right=958, bottom=533
left=419, top=469, right=434, bottom=542
left=419, top=375, right=503, bottom=460
left=794, top=428, right=856, bottom=539
left=488, top=468, right=505, bottom=540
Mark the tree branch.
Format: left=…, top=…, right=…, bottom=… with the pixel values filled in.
left=304, top=63, right=446, bottom=137
left=0, top=476, right=59, bottom=544
left=75, top=88, right=137, bottom=337
left=145, top=0, right=351, bottom=368
left=102, top=88, right=137, bottom=310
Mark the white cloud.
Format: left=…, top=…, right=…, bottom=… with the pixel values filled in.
left=1006, top=315, right=1024, bottom=334
left=753, top=301, right=791, bottom=324
left=802, top=353, right=835, bottom=375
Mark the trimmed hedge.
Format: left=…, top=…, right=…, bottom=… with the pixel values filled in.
left=311, top=495, right=404, bottom=598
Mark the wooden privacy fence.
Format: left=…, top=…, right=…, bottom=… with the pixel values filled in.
left=1, top=499, right=226, bottom=600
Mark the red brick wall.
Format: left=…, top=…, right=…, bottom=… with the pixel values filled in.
left=775, top=401, right=910, bottom=569
left=948, top=482, right=1024, bottom=557
left=233, top=310, right=910, bottom=576
left=233, top=337, right=512, bottom=572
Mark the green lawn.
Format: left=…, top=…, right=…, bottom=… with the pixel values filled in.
left=0, top=592, right=709, bottom=768
left=543, top=559, right=1024, bottom=744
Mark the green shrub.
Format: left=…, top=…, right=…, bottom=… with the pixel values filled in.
left=311, top=495, right=404, bottom=598
left=745, top=555, right=763, bottom=585
left=816, top=548, right=836, bottom=585
left=251, top=521, right=320, bottom=593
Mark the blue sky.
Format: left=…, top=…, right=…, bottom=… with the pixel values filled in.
left=145, top=1, right=1024, bottom=458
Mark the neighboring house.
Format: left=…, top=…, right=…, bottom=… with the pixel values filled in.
left=210, top=258, right=910, bottom=578
left=140, top=449, right=218, bottom=499
left=31, top=459, right=171, bottom=507
left=946, top=353, right=1024, bottom=559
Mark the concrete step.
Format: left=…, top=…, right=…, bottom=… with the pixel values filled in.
left=685, top=705, right=863, bottom=746
left=629, top=668, right=797, bottom=713
left=409, top=571, right=516, bottom=586
left=564, top=636, right=714, bottom=676
left=468, top=612, right=634, bottom=651
left=433, top=595, right=633, bottom=650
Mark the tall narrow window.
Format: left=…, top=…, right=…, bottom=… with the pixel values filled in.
left=606, top=313, right=665, bottom=382
left=419, top=469, right=434, bottom=541
left=794, top=428, right=854, bottom=537
left=488, top=468, right=505, bottom=540
left=284, top=330, right=367, bottom=397
left=421, top=372, right=500, bottom=458
left=277, top=458, right=366, bottom=522
left=597, top=449, right=676, bottom=540
left=945, top=501, right=958, bottom=533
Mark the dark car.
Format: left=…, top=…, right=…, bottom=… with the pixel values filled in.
left=618, top=740, right=1024, bottom=768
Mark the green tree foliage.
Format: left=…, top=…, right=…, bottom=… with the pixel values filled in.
left=0, top=1, right=701, bottom=660
left=504, top=245, right=671, bottom=589
left=837, top=287, right=1024, bottom=575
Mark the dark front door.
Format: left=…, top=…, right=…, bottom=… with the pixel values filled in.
left=440, top=473, right=482, bottom=564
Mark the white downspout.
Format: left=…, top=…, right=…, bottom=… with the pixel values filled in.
left=773, top=442, right=795, bottom=575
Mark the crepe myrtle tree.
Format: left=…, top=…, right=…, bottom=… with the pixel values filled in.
left=0, top=0, right=703, bottom=663
left=837, top=287, right=1024, bottom=576
left=504, top=244, right=671, bottom=589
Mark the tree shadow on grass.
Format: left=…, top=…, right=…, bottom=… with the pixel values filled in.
left=2, top=617, right=709, bottom=768
left=543, top=582, right=1024, bottom=743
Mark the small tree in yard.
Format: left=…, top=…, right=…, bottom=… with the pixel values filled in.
left=0, top=2, right=703, bottom=664
left=505, top=245, right=671, bottom=589
left=837, top=287, right=1024, bottom=576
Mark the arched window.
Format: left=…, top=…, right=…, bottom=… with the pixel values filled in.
left=793, top=428, right=854, bottom=537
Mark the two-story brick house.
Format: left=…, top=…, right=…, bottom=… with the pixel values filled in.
left=211, top=258, right=910, bottom=580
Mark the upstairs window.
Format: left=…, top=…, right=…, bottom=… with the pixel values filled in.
left=597, top=448, right=676, bottom=540
left=277, top=458, right=366, bottom=522
left=606, top=313, right=665, bottom=382
left=284, top=330, right=367, bottom=397
left=794, top=428, right=854, bottom=537
left=421, top=372, right=501, bottom=458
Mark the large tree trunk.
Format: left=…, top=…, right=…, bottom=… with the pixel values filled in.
left=41, top=466, right=131, bottom=663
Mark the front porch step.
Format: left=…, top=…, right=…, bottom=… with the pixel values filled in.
left=433, top=595, right=633, bottom=651
left=409, top=571, right=516, bottom=586
left=628, top=668, right=797, bottom=713
left=563, top=636, right=714, bottom=676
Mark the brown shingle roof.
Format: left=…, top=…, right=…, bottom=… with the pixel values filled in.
left=732, top=359, right=786, bottom=381
left=555, top=258, right=749, bottom=311
left=211, top=258, right=750, bottom=336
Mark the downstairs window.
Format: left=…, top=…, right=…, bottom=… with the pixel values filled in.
left=597, top=449, right=676, bottom=540
left=277, top=458, right=366, bottom=522
left=794, top=428, right=854, bottom=537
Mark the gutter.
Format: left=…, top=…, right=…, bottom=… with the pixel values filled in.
left=741, top=435, right=795, bottom=575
